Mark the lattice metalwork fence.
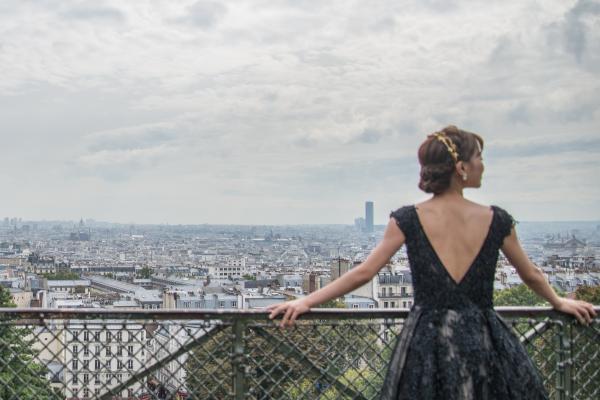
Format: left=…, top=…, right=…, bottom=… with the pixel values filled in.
left=0, top=308, right=597, bottom=400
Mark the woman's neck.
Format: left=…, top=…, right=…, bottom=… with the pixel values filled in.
left=435, top=184, right=464, bottom=200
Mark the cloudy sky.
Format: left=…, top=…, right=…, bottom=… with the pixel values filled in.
left=1, top=0, right=599, bottom=225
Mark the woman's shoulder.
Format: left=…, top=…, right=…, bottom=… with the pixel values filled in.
left=462, top=200, right=515, bottom=228
left=389, top=205, right=416, bottom=219
left=490, top=204, right=516, bottom=239
left=489, top=204, right=514, bottom=221
left=389, top=205, right=417, bottom=236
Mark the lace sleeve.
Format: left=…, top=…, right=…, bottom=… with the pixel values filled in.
left=493, top=206, right=516, bottom=244
left=389, top=206, right=414, bottom=239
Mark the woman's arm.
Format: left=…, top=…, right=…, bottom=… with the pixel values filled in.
left=501, top=228, right=596, bottom=325
left=268, top=218, right=406, bottom=327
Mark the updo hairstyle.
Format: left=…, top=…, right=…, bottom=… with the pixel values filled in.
left=418, top=125, right=484, bottom=194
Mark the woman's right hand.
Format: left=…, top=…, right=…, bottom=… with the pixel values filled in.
left=267, top=299, right=311, bottom=328
left=554, top=298, right=597, bottom=326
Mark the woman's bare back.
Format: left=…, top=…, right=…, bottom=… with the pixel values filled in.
left=415, top=199, right=494, bottom=284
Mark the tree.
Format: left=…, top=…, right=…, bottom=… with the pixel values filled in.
left=574, top=285, right=600, bottom=304
left=316, top=298, right=346, bottom=309
left=41, top=271, right=79, bottom=280
left=137, top=266, right=153, bottom=279
left=494, top=284, right=551, bottom=306
left=0, top=286, right=59, bottom=399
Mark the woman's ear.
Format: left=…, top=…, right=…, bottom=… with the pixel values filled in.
left=455, top=160, right=465, bottom=176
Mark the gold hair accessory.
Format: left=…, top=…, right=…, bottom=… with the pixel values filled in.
left=433, top=132, right=459, bottom=162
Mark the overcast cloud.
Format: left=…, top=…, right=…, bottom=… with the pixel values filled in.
left=0, top=0, right=598, bottom=224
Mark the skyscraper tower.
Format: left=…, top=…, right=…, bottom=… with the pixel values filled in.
left=365, top=201, right=374, bottom=232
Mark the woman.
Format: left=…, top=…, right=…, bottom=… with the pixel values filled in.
left=268, top=125, right=596, bottom=399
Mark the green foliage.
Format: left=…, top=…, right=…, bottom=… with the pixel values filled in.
left=574, top=285, right=600, bottom=304
left=137, top=266, right=153, bottom=279
left=0, top=285, right=15, bottom=307
left=41, top=271, right=80, bottom=280
left=322, top=367, right=381, bottom=399
left=0, top=286, right=59, bottom=399
left=494, top=284, right=547, bottom=306
left=242, top=274, right=256, bottom=281
left=184, top=329, right=231, bottom=399
left=316, top=299, right=346, bottom=309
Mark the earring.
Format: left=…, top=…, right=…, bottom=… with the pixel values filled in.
left=462, top=173, right=468, bottom=181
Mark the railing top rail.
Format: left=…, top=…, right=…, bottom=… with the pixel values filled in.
left=0, top=306, right=597, bottom=321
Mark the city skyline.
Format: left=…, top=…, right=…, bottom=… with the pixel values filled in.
left=1, top=1, right=599, bottom=225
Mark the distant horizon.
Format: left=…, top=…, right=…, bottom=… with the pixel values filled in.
left=5, top=217, right=600, bottom=227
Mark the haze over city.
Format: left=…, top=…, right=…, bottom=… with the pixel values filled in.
left=1, top=0, right=599, bottom=224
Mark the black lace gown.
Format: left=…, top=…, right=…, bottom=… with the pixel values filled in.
left=381, top=205, right=549, bottom=400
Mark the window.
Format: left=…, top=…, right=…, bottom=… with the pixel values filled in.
left=95, top=345, right=100, bottom=356
left=219, top=301, right=225, bottom=308
left=368, top=304, right=375, bottom=309
left=106, top=346, right=111, bottom=356
left=83, top=373, right=89, bottom=384
left=94, top=332, right=100, bottom=341
left=117, top=360, right=124, bottom=369
left=116, top=331, right=122, bottom=341
left=231, top=301, right=237, bottom=308
left=72, top=360, right=78, bottom=370
left=127, top=332, right=133, bottom=342
left=140, top=331, right=144, bottom=341
left=382, top=287, right=386, bottom=296
left=383, top=302, right=388, bottom=308
left=127, top=360, right=133, bottom=369
left=106, top=331, right=112, bottom=342
left=83, top=388, right=89, bottom=398
left=94, top=360, right=100, bottom=370
left=95, top=388, right=100, bottom=396
left=72, top=373, right=78, bottom=384
left=403, top=301, right=407, bottom=308
left=72, top=332, right=79, bottom=341
left=83, top=345, right=89, bottom=356
left=72, top=345, right=78, bottom=355
left=84, top=331, right=89, bottom=341
left=118, top=346, right=124, bottom=356
left=83, top=360, right=89, bottom=370
left=127, top=345, right=133, bottom=356
left=391, top=302, right=396, bottom=308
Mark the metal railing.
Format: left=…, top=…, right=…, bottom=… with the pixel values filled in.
left=0, top=307, right=598, bottom=399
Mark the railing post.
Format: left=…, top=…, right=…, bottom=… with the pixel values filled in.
left=232, top=318, right=246, bottom=400
left=555, top=318, right=573, bottom=400
left=564, top=321, right=573, bottom=400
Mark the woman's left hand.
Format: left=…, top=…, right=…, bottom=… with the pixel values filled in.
left=554, top=298, right=597, bottom=326
left=267, top=299, right=311, bottom=328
